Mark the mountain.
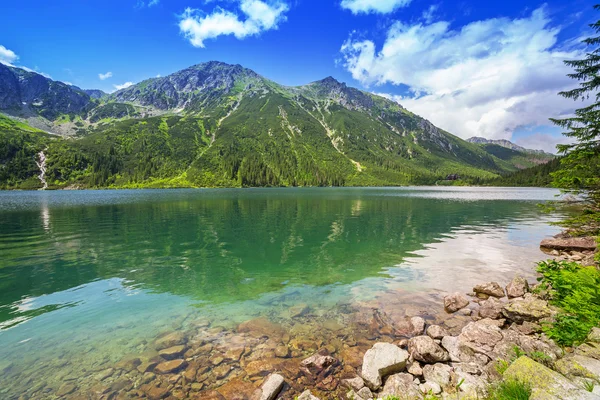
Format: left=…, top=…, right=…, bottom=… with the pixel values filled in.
left=1, top=61, right=531, bottom=189
left=84, top=89, right=108, bottom=100
left=467, top=136, right=555, bottom=170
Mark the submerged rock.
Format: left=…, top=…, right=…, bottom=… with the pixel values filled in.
left=504, top=356, right=597, bottom=399
left=159, top=345, right=186, bottom=360
left=155, top=359, right=187, bottom=374
left=444, top=293, right=470, bottom=313
left=361, top=342, right=409, bottom=390
left=408, top=336, right=450, bottom=363
left=252, top=373, right=284, bottom=400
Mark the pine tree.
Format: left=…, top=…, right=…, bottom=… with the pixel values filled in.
left=550, top=4, right=600, bottom=236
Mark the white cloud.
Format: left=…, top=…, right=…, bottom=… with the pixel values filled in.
left=341, top=7, right=588, bottom=141
left=341, top=0, right=411, bottom=14
left=99, top=71, right=113, bottom=80
left=0, top=44, right=18, bottom=65
left=514, top=132, right=576, bottom=155
left=148, top=0, right=159, bottom=6
left=135, top=0, right=159, bottom=8
left=114, top=82, right=134, bottom=90
left=178, top=0, right=289, bottom=48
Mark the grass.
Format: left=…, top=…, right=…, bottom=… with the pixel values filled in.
left=486, top=379, right=532, bottom=400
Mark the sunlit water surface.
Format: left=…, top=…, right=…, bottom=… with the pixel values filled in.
left=0, top=187, right=562, bottom=398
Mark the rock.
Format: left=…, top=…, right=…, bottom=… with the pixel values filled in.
left=159, top=345, right=186, bottom=360
left=288, top=304, right=310, bottom=319
left=473, top=282, right=505, bottom=298
left=361, top=342, right=409, bottom=390
left=56, top=383, right=77, bottom=397
left=380, top=373, right=421, bottom=398
left=274, top=345, right=289, bottom=358
left=444, top=292, right=470, bottom=313
left=588, top=327, right=600, bottom=343
left=138, top=360, right=159, bottom=374
left=238, top=317, right=285, bottom=340
left=410, top=316, right=425, bottom=336
left=300, top=350, right=339, bottom=377
left=555, top=354, right=600, bottom=381
left=506, top=276, right=530, bottom=298
left=407, top=361, right=423, bottom=376
left=94, top=368, right=114, bottom=381
left=426, top=325, right=449, bottom=340
left=297, top=390, right=320, bottom=400
left=154, top=331, right=185, bottom=350
left=541, top=236, right=597, bottom=252
left=422, top=363, right=453, bottom=387
left=408, top=336, right=450, bottom=363
left=254, top=373, right=284, bottom=400
left=504, top=356, right=597, bottom=399
left=142, top=384, right=170, bottom=400
left=576, top=342, right=600, bottom=361
left=478, top=297, right=505, bottom=320
left=510, top=321, right=542, bottom=335
left=155, top=359, right=187, bottom=374
left=502, top=294, right=553, bottom=323
left=341, top=376, right=364, bottom=391
left=394, top=316, right=425, bottom=337
left=419, top=381, right=442, bottom=395
left=457, top=319, right=503, bottom=359
left=355, top=387, right=373, bottom=399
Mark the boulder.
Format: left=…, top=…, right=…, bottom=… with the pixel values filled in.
left=587, top=327, right=600, bottom=343
left=408, top=336, right=450, bottom=363
left=502, top=294, right=553, bottom=323
left=300, top=350, right=339, bottom=378
left=478, top=297, right=505, bottom=320
left=457, top=319, right=503, bottom=359
left=554, top=354, right=600, bottom=381
left=473, top=282, right=505, bottom=298
left=394, top=316, right=425, bottom=337
left=379, top=373, right=421, bottom=398
left=540, top=236, right=597, bottom=252
left=444, top=292, right=470, bottom=313
left=426, top=325, right=449, bottom=340
left=252, top=373, right=284, bottom=400
left=355, top=387, right=373, bottom=399
left=422, top=363, right=453, bottom=387
left=506, top=276, right=530, bottom=298
left=360, top=343, right=409, bottom=390
left=504, top=356, right=597, bottom=399
left=341, top=377, right=364, bottom=391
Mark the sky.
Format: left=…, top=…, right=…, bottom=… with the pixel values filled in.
left=0, top=0, right=596, bottom=153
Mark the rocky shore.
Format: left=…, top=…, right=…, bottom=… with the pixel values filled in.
left=8, top=237, right=599, bottom=400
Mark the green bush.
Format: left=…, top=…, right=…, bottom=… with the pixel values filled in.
left=536, top=259, right=600, bottom=346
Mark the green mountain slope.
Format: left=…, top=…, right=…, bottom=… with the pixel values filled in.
left=0, top=61, right=530, bottom=189
left=467, top=137, right=555, bottom=170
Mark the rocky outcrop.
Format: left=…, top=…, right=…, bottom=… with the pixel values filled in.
left=504, top=356, right=597, bottom=399
left=361, top=343, right=409, bottom=390
left=541, top=236, right=598, bottom=252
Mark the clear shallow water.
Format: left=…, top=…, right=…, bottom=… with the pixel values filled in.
left=0, top=187, right=562, bottom=398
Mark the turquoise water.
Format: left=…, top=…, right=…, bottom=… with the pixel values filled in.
left=0, top=187, right=561, bottom=398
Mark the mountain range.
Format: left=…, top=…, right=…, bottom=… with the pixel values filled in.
left=0, top=61, right=554, bottom=189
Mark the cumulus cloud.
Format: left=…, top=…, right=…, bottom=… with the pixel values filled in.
left=341, top=0, right=411, bottom=14
left=340, top=7, right=587, bottom=141
left=178, top=0, right=289, bottom=48
left=0, top=44, right=19, bottom=65
left=114, top=82, right=134, bottom=90
left=99, top=71, right=113, bottom=80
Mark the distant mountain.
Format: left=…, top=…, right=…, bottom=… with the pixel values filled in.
left=84, top=89, right=108, bottom=99
left=467, top=137, right=554, bottom=170
left=1, top=61, right=533, bottom=189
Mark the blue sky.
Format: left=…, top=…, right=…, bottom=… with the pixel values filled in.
left=0, top=0, right=596, bottom=152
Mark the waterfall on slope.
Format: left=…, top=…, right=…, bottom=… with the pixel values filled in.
left=35, top=150, right=48, bottom=190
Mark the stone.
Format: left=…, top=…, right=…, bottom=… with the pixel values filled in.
left=56, top=383, right=77, bottom=397
left=407, top=361, right=423, bottom=376
left=410, top=316, right=426, bottom=336
left=394, top=316, right=425, bottom=337
left=288, top=304, right=310, bottom=319
left=360, top=342, right=409, bottom=390
left=379, top=373, right=421, bottom=398
left=506, top=276, right=530, bottom=298
left=142, top=384, right=170, bottom=400
left=159, top=345, right=186, bottom=360
left=426, top=325, right=449, bottom=340
left=341, top=377, right=364, bottom=391
left=94, top=368, right=114, bottom=381
left=555, top=354, right=600, bottom=381
left=300, top=350, right=339, bottom=377
left=274, top=345, right=289, bottom=358
left=154, top=332, right=185, bottom=350
left=478, top=297, right=505, bottom=320
left=588, top=327, right=600, bottom=343
left=576, top=342, right=600, bottom=361
left=213, top=364, right=232, bottom=379
left=356, top=387, right=373, bottom=399
left=502, top=294, right=553, bottom=323
left=297, top=390, right=320, bottom=400
left=422, top=363, right=453, bottom=387
left=138, top=360, right=159, bottom=374
left=238, top=317, right=285, bottom=340
left=155, top=359, right=187, bottom=374
left=457, top=319, right=503, bottom=359
left=408, top=336, right=450, bottom=363
left=473, top=282, right=505, bottom=298
left=504, top=356, right=597, bottom=399
left=444, top=292, right=470, bottom=313
left=420, top=381, right=442, bottom=395
left=254, top=373, right=284, bottom=400
left=541, top=236, right=597, bottom=252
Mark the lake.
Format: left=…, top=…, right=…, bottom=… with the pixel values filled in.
left=0, top=187, right=562, bottom=399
